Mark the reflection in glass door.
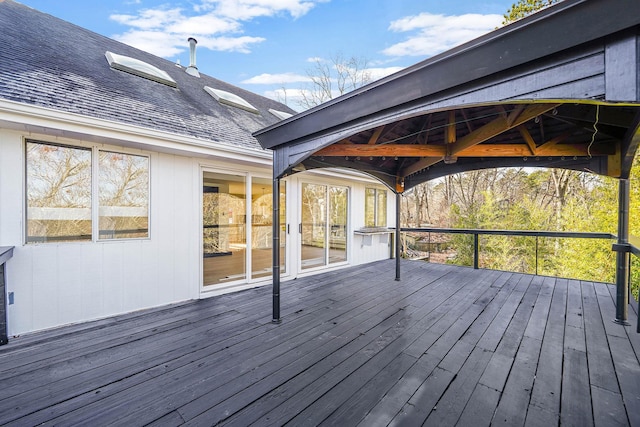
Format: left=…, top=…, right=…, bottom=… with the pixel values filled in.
left=203, top=172, right=246, bottom=286
left=328, top=186, right=348, bottom=264
left=301, top=183, right=348, bottom=270
left=251, top=177, right=286, bottom=279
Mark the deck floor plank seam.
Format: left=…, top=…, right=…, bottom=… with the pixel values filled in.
left=0, top=260, right=637, bottom=427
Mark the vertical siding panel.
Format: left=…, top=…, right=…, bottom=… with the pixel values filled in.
left=81, top=244, right=103, bottom=320
left=122, top=240, right=143, bottom=312
left=57, top=244, right=84, bottom=325
left=102, top=242, right=124, bottom=315
left=31, top=245, right=59, bottom=331
left=154, top=153, right=176, bottom=304
left=172, top=156, right=195, bottom=302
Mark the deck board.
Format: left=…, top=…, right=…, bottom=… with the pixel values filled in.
left=0, top=259, right=637, bottom=426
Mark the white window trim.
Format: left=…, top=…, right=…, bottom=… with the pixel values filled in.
left=24, top=138, right=151, bottom=244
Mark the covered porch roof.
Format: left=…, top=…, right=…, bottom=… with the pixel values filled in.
left=254, top=0, right=640, bottom=193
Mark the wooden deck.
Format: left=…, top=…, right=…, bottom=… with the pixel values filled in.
left=1, top=260, right=639, bottom=426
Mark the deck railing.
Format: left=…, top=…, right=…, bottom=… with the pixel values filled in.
left=400, top=227, right=639, bottom=329
left=629, top=236, right=640, bottom=332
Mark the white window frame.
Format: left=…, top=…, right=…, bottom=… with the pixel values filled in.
left=24, top=138, right=151, bottom=244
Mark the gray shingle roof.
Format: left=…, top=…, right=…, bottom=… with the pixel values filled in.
left=0, top=0, right=295, bottom=152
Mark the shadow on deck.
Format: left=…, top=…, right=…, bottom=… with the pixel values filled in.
left=0, top=260, right=639, bottom=426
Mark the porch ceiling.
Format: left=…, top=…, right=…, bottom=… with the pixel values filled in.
left=254, top=0, right=640, bottom=193
left=300, top=101, right=639, bottom=192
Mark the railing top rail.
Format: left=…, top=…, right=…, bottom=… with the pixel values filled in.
left=0, top=246, right=14, bottom=265
left=398, top=227, right=616, bottom=240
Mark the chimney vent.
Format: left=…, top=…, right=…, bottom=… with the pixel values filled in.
left=186, top=37, right=200, bottom=77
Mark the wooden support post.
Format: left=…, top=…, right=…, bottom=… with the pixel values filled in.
left=395, top=193, right=401, bottom=281
left=473, top=233, right=479, bottom=269
left=614, top=178, right=630, bottom=325
left=272, top=176, right=282, bottom=324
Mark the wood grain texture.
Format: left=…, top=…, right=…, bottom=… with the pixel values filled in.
left=0, top=259, right=636, bottom=426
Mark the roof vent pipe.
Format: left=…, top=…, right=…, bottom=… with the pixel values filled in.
left=186, top=37, right=200, bottom=77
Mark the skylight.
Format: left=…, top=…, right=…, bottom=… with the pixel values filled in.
left=269, top=109, right=293, bottom=120
left=105, top=51, right=177, bottom=88
left=204, top=86, right=259, bottom=114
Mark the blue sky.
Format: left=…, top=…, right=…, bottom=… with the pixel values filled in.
left=18, top=0, right=518, bottom=110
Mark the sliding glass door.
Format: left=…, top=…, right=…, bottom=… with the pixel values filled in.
left=203, top=171, right=246, bottom=285
left=301, top=183, right=348, bottom=270
left=202, top=171, right=286, bottom=288
left=251, top=177, right=286, bottom=279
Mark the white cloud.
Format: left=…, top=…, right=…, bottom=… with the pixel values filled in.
left=383, top=12, right=502, bottom=57
left=113, top=30, right=186, bottom=57
left=109, top=0, right=326, bottom=57
left=367, top=66, right=404, bottom=81
left=263, top=88, right=306, bottom=111
left=197, top=0, right=321, bottom=20
left=242, top=72, right=310, bottom=85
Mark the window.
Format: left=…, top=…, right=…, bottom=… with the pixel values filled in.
left=99, top=151, right=149, bottom=239
left=365, top=187, right=387, bottom=227
left=25, top=140, right=150, bottom=243
left=269, top=108, right=293, bottom=120
left=26, top=141, right=92, bottom=243
left=105, top=51, right=177, bottom=87
left=204, top=86, right=259, bottom=114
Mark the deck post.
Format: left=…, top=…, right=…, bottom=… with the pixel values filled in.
left=473, top=233, right=479, bottom=269
left=272, top=176, right=281, bottom=324
left=614, top=178, right=630, bottom=325
left=395, top=193, right=401, bottom=281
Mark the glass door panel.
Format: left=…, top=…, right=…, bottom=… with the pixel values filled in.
left=203, top=171, right=246, bottom=286
left=301, top=183, right=326, bottom=270
left=329, top=186, right=348, bottom=264
left=251, top=177, right=286, bottom=279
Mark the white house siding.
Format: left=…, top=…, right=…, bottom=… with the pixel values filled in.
left=0, top=130, right=202, bottom=335
left=1, top=126, right=395, bottom=336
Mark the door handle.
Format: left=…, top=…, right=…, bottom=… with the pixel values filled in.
left=299, top=223, right=302, bottom=234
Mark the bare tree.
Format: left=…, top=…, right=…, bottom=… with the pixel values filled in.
left=297, top=53, right=372, bottom=110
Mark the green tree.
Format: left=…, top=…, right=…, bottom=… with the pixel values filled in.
left=502, top=0, right=561, bottom=25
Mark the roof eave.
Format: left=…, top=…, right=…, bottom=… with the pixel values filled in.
left=254, top=0, right=640, bottom=149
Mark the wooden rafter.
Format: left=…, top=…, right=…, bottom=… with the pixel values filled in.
left=518, top=125, right=537, bottom=155
left=450, top=103, right=561, bottom=155
left=399, top=157, right=443, bottom=178
left=536, top=131, right=571, bottom=151
left=460, top=109, right=474, bottom=134
left=506, top=104, right=526, bottom=126
left=368, top=126, right=385, bottom=145
left=447, top=110, right=457, bottom=143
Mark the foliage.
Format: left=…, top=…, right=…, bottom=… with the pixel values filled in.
left=403, top=153, right=640, bottom=299
left=502, top=0, right=561, bottom=25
